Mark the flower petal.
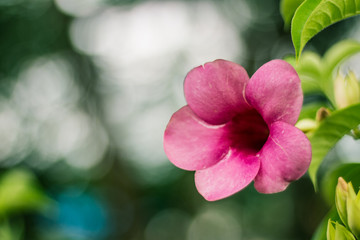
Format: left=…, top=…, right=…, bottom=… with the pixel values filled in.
left=195, top=149, right=260, bottom=201
left=245, top=59, right=303, bottom=125
left=164, top=106, right=230, bottom=171
left=254, top=121, right=311, bottom=194
left=184, top=59, right=251, bottom=125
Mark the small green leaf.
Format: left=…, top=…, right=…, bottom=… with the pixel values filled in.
left=327, top=219, right=336, bottom=240
left=308, top=103, right=360, bottom=188
left=291, top=0, right=360, bottom=59
left=280, top=0, right=305, bottom=29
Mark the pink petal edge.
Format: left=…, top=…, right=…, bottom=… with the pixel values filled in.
left=184, top=59, right=251, bottom=125
left=245, top=59, right=303, bottom=125
left=195, top=148, right=260, bottom=201
left=164, top=106, right=230, bottom=171
left=254, top=121, right=312, bottom=194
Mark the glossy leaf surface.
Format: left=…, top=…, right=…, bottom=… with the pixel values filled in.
left=292, top=0, right=360, bottom=59
left=308, top=103, right=360, bottom=187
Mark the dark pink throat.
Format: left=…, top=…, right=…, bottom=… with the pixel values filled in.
left=226, top=109, right=269, bottom=154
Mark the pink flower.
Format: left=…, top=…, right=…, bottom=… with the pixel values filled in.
left=164, top=59, right=311, bottom=201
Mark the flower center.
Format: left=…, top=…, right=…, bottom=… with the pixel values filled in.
left=227, top=109, right=269, bottom=154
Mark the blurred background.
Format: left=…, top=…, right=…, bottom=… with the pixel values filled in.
left=0, top=0, right=360, bottom=239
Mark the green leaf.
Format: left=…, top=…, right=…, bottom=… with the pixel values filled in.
left=308, top=103, right=360, bottom=188
left=285, top=52, right=323, bottom=94
left=291, top=0, right=360, bottom=59
left=323, top=40, right=360, bottom=75
left=327, top=219, right=336, bottom=240
left=296, top=52, right=323, bottom=94
left=280, top=0, right=305, bottom=29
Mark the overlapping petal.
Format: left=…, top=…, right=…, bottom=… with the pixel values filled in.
left=254, top=121, right=312, bottom=194
left=184, top=59, right=251, bottom=125
left=245, top=60, right=303, bottom=125
left=164, top=106, right=230, bottom=171
left=195, top=149, right=260, bottom=201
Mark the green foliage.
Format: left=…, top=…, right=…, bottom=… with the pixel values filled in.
left=0, top=169, right=51, bottom=216
left=0, top=219, right=23, bottom=240
left=285, top=52, right=323, bottom=94
left=308, top=103, right=360, bottom=188
left=286, top=40, right=360, bottom=104
left=323, top=40, right=360, bottom=76
left=326, top=178, right=360, bottom=239
left=327, top=220, right=356, bottom=240
left=323, top=40, right=360, bottom=102
left=316, top=178, right=360, bottom=240
left=280, top=0, right=305, bottom=29
left=299, top=103, right=328, bottom=120
left=321, top=164, right=360, bottom=206
left=291, top=0, right=360, bottom=59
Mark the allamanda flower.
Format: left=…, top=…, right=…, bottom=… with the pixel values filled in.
left=164, top=59, right=311, bottom=201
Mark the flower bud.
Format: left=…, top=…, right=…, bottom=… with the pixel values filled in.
left=295, top=118, right=318, bottom=135
left=335, top=177, right=349, bottom=227
left=315, top=107, right=331, bottom=122
left=347, top=191, right=360, bottom=239
left=327, top=220, right=356, bottom=240
left=334, top=71, right=360, bottom=109
left=334, top=177, right=360, bottom=239
left=351, top=126, right=360, bottom=140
